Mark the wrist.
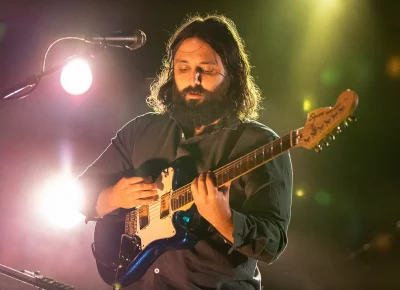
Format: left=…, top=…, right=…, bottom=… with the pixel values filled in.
left=106, top=186, right=119, bottom=208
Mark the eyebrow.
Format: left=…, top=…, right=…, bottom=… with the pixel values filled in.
left=175, top=59, right=218, bottom=65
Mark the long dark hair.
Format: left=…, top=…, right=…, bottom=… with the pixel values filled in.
left=146, top=14, right=262, bottom=120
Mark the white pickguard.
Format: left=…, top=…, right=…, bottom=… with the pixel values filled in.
left=135, top=167, right=176, bottom=249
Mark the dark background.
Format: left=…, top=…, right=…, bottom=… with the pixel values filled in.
left=0, top=0, right=399, bottom=289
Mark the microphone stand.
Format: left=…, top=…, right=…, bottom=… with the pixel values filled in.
left=0, top=263, right=74, bottom=289
left=0, top=42, right=105, bottom=101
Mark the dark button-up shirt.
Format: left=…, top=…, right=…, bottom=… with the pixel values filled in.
left=79, top=112, right=293, bottom=290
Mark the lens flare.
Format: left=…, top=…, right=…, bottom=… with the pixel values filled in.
left=60, top=58, right=93, bottom=95
left=37, top=173, right=84, bottom=228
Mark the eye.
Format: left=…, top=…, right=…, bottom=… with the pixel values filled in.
left=178, top=67, right=189, bottom=73
left=200, top=66, right=214, bottom=74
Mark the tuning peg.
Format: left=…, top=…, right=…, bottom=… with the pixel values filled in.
left=343, top=120, right=349, bottom=128
left=314, top=144, right=323, bottom=152
left=321, top=140, right=329, bottom=147
left=328, top=133, right=336, bottom=141
left=347, top=115, right=357, bottom=122
left=336, top=126, right=342, bottom=134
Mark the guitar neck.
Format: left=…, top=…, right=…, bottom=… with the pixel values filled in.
left=170, top=130, right=300, bottom=211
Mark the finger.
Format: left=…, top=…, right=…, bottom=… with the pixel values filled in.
left=191, top=177, right=199, bottom=200
left=206, top=171, right=217, bottom=197
left=126, top=182, right=157, bottom=193
left=128, top=189, right=158, bottom=200
left=198, top=172, right=208, bottom=197
left=130, top=196, right=159, bottom=206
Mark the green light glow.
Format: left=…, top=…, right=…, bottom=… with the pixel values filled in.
left=321, top=67, right=341, bottom=87
left=314, top=190, right=332, bottom=206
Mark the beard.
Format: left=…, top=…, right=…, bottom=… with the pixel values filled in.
left=167, top=78, right=231, bottom=129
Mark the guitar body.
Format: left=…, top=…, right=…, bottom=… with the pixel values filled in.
left=93, top=158, right=199, bottom=288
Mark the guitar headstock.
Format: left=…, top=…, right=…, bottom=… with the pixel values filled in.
left=296, top=89, right=359, bottom=152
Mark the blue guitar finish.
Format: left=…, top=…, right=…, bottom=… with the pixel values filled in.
left=93, top=156, right=201, bottom=288
left=116, top=208, right=198, bottom=288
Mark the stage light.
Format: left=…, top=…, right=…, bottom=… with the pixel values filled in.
left=303, top=99, right=312, bottom=112
left=37, top=173, right=84, bottom=228
left=296, top=189, right=305, bottom=197
left=60, top=58, right=93, bottom=95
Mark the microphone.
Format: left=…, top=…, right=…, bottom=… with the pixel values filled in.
left=85, top=30, right=146, bottom=50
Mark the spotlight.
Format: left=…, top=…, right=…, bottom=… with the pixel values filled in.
left=60, top=58, right=93, bottom=95
left=37, top=173, right=84, bottom=228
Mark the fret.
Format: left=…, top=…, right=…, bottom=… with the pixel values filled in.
left=290, top=131, right=293, bottom=147
left=262, top=146, right=265, bottom=161
left=228, top=165, right=233, bottom=180
left=255, top=150, right=260, bottom=165
left=272, top=140, right=280, bottom=156
left=223, top=170, right=228, bottom=184
left=188, top=190, right=192, bottom=202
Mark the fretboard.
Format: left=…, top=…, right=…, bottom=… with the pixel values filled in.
left=170, top=130, right=299, bottom=211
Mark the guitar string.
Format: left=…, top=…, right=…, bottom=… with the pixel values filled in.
left=141, top=134, right=294, bottom=219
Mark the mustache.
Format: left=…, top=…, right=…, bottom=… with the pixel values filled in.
left=180, top=85, right=211, bottom=95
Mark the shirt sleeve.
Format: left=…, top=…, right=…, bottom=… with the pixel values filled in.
left=227, top=126, right=293, bottom=264
left=77, top=119, right=135, bottom=222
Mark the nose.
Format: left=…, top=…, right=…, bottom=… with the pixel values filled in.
left=190, top=70, right=201, bottom=86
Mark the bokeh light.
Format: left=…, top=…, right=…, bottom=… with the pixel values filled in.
left=303, top=99, right=312, bottom=112
left=296, top=189, right=305, bottom=197
left=60, top=58, right=93, bottom=95
left=386, top=55, right=400, bottom=78
left=321, top=66, right=341, bottom=87
left=374, top=233, right=394, bottom=252
left=314, top=190, right=332, bottom=206
left=36, top=173, right=85, bottom=228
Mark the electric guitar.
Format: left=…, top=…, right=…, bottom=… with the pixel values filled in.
left=92, top=89, right=359, bottom=289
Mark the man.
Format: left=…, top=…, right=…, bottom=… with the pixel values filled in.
left=79, top=14, right=293, bottom=290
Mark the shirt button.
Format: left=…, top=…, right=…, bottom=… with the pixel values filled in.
left=154, top=268, right=160, bottom=274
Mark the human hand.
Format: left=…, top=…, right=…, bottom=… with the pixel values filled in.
left=191, top=171, right=232, bottom=226
left=108, top=176, right=158, bottom=209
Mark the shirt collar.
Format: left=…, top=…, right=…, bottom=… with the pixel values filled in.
left=213, top=114, right=241, bottom=131
left=169, top=114, right=242, bottom=139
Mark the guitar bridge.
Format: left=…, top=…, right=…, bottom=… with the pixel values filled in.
left=125, top=209, right=138, bottom=237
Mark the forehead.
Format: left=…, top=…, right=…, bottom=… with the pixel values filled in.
left=174, top=37, right=221, bottom=64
